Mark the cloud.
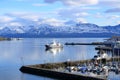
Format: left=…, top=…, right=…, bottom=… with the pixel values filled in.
left=0, top=13, right=43, bottom=27
left=15, top=0, right=38, bottom=2
left=116, top=21, right=120, bottom=24
left=74, top=12, right=89, bottom=17
left=39, top=18, right=65, bottom=26
left=107, top=15, right=120, bottom=19
left=105, top=8, right=120, bottom=13
left=94, top=13, right=104, bottom=18
left=21, top=15, right=41, bottom=22
left=99, top=0, right=120, bottom=13
left=0, top=16, right=15, bottom=23
left=3, top=7, right=89, bottom=26
left=5, top=22, right=22, bottom=26
left=6, top=12, right=41, bottom=22
left=76, top=18, right=87, bottom=23
left=98, top=0, right=120, bottom=13
left=58, top=7, right=89, bottom=19
left=80, top=6, right=101, bottom=10
left=44, top=0, right=58, bottom=3
left=64, top=0, right=98, bottom=6
left=44, top=0, right=98, bottom=6
left=100, top=0, right=120, bottom=8
left=1, top=12, right=66, bottom=27
left=94, top=13, right=120, bottom=21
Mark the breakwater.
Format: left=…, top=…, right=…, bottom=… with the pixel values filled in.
left=20, top=66, right=106, bottom=80
left=65, top=42, right=106, bottom=45
left=95, top=46, right=112, bottom=51
left=20, top=57, right=120, bottom=80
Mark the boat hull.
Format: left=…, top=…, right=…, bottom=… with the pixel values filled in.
left=45, top=45, right=63, bottom=49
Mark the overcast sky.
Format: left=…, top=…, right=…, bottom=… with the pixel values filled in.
left=1, top=0, right=120, bottom=26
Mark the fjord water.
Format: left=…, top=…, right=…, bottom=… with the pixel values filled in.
left=0, top=38, right=119, bottom=80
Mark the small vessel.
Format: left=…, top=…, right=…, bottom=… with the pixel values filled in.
left=93, top=50, right=110, bottom=60
left=45, top=41, right=63, bottom=49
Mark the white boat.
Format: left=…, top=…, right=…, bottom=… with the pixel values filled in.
left=94, top=50, right=110, bottom=60
left=45, top=41, right=63, bottom=49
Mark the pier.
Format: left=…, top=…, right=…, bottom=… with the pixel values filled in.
left=20, top=57, right=120, bottom=80
left=65, top=42, right=107, bottom=45
left=95, top=46, right=120, bottom=56
left=20, top=66, right=106, bottom=80
left=95, top=46, right=112, bottom=51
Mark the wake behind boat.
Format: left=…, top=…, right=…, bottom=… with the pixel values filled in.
left=45, top=41, right=63, bottom=49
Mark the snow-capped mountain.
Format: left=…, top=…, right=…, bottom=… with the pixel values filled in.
left=0, top=20, right=120, bottom=37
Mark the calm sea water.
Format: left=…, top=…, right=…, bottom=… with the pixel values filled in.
left=0, top=38, right=119, bottom=80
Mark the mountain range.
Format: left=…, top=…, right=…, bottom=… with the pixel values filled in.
left=0, top=21, right=120, bottom=38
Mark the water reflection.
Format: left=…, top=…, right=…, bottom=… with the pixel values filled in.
left=2, top=38, right=119, bottom=80
left=45, top=48, right=63, bottom=55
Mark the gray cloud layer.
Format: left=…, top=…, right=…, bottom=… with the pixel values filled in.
left=44, top=0, right=98, bottom=6
left=105, top=8, right=120, bottom=13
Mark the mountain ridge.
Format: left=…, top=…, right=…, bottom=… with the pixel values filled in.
left=0, top=21, right=120, bottom=38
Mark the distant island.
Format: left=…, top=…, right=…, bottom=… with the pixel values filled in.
left=0, top=37, right=12, bottom=41
left=0, top=37, right=22, bottom=41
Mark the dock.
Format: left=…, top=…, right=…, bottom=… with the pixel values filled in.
left=20, top=66, right=106, bottom=80
left=95, top=46, right=112, bottom=51
left=95, top=46, right=120, bottom=55
left=20, top=57, right=120, bottom=80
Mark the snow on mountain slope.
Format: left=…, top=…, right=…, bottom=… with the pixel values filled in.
left=0, top=20, right=120, bottom=37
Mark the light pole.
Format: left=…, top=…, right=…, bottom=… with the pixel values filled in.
left=67, top=59, right=70, bottom=68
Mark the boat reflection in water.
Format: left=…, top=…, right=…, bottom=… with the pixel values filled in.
left=45, top=47, right=63, bottom=55
left=45, top=41, right=63, bottom=49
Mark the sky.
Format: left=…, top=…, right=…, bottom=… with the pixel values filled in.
left=1, top=0, right=120, bottom=27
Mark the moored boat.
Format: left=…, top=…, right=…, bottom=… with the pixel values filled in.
left=93, top=50, right=110, bottom=60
